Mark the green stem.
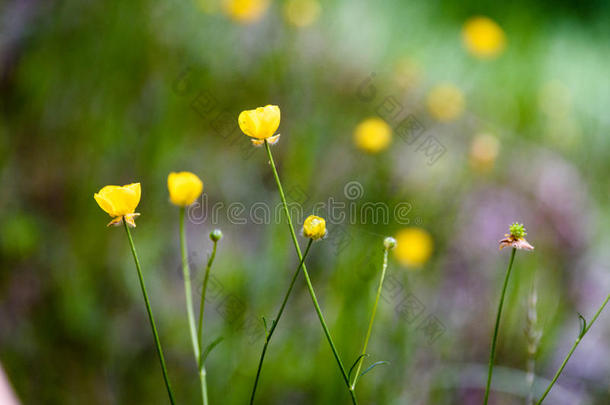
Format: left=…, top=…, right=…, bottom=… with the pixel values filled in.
left=535, top=293, right=610, bottom=404
left=180, top=208, right=201, bottom=359
left=264, top=140, right=358, bottom=405
left=123, top=220, right=176, bottom=405
left=350, top=246, right=390, bottom=391
left=179, top=208, right=207, bottom=405
left=483, top=247, right=516, bottom=405
left=250, top=239, right=313, bottom=405
left=198, top=239, right=218, bottom=365
left=196, top=238, right=218, bottom=405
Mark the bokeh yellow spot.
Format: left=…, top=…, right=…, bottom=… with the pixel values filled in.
left=469, top=133, right=500, bottom=172
left=353, top=117, right=392, bottom=154
left=462, top=16, right=506, bottom=59
left=284, top=0, right=321, bottom=28
left=392, top=57, right=422, bottom=89
left=394, top=227, right=433, bottom=268
left=223, top=0, right=270, bottom=23
left=426, top=83, right=465, bottom=122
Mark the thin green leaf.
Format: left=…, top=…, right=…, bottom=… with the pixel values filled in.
left=348, top=354, right=369, bottom=382
left=262, top=316, right=269, bottom=334
left=577, top=313, right=587, bottom=338
left=201, top=336, right=224, bottom=364
left=359, top=361, right=389, bottom=379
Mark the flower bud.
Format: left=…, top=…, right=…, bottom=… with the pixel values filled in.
left=302, top=215, right=327, bottom=240
left=383, top=237, right=397, bottom=250
left=210, top=229, right=223, bottom=242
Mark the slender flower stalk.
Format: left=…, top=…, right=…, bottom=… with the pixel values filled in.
left=250, top=239, right=313, bottom=404
left=179, top=207, right=209, bottom=404
left=350, top=237, right=395, bottom=392
left=483, top=247, right=516, bottom=405
left=263, top=139, right=358, bottom=405
left=168, top=171, right=208, bottom=403
left=535, top=293, right=610, bottom=404
left=198, top=230, right=221, bottom=363
left=123, top=220, right=176, bottom=405
left=196, top=229, right=221, bottom=404
left=180, top=207, right=201, bottom=358
left=484, top=223, right=534, bottom=404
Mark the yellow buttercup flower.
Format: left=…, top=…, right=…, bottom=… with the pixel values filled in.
left=168, top=172, right=204, bottom=207
left=462, top=16, right=506, bottom=59
left=426, top=83, right=465, bottom=122
left=302, top=215, right=327, bottom=240
left=353, top=117, right=392, bottom=154
left=394, top=227, right=433, bottom=268
left=223, top=0, right=270, bottom=23
left=94, top=183, right=141, bottom=227
left=284, top=0, right=321, bottom=28
left=238, top=104, right=281, bottom=146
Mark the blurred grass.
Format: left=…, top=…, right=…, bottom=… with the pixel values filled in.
left=1, top=0, right=610, bottom=404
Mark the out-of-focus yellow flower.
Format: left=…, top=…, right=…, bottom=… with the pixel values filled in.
left=168, top=172, right=204, bottom=207
left=302, top=215, right=326, bottom=240
left=394, top=227, right=433, bottom=268
left=353, top=117, right=392, bottom=154
left=426, top=83, right=464, bottom=122
left=284, top=0, right=321, bottom=27
left=238, top=105, right=281, bottom=146
left=392, top=57, right=422, bottom=89
left=470, top=133, right=500, bottom=172
left=94, top=183, right=141, bottom=227
left=462, top=16, right=506, bottom=59
left=223, top=0, right=269, bottom=23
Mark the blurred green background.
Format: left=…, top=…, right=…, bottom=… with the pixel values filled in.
left=1, top=0, right=609, bottom=404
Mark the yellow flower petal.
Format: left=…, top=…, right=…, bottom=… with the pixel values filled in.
left=238, top=105, right=280, bottom=140
left=123, top=183, right=141, bottom=214
left=168, top=172, right=204, bottom=207
left=94, top=191, right=117, bottom=217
